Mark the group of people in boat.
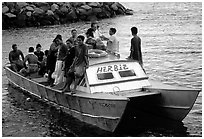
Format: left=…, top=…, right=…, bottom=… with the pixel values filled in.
left=8, top=21, right=143, bottom=93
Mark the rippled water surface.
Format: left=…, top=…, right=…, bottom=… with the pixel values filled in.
left=2, top=2, right=202, bottom=137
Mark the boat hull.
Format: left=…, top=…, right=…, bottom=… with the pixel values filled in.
left=4, top=66, right=129, bottom=132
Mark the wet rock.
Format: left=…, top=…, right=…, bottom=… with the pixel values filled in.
left=4, top=13, right=16, bottom=18
left=2, top=2, right=133, bottom=29
left=2, top=6, right=9, bottom=14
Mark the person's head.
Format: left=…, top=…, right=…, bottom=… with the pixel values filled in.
left=44, top=50, right=49, bottom=56
left=131, top=27, right=138, bottom=35
left=77, top=35, right=85, bottom=45
left=91, top=22, right=97, bottom=31
left=86, top=28, right=94, bottom=38
left=53, top=34, right=62, bottom=43
left=71, top=29, right=77, bottom=38
left=12, top=44, right=17, bottom=51
left=36, top=44, right=42, bottom=52
left=28, top=47, right=34, bottom=53
left=66, top=39, right=73, bottom=48
left=109, top=28, right=117, bottom=35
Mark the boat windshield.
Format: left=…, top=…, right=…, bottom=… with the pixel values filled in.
left=118, top=70, right=136, bottom=78
left=97, top=72, right=114, bottom=80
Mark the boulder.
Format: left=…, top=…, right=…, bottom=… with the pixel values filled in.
left=60, top=5, right=69, bottom=13
left=26, top=11, right=32, bottom=17
left=87, top=2, right=101, bottom=7
left=16, top=2, right=28, bottom=8
left=25, top=6, right=34, bottom=11
left=92, top=7, right=102, bottom=13
left=110, top=3, right=118, bottom=11
left=81, top=4, right=92, bottom=10
left=4, top=13, right=16, bottom=18
left=33, top=7, right=44, bottom=15
left=51, top=4, right=59, bottom=12
left=71, top=2, right=86, bottom=7
left=2, top=6, right=9, bottom=14
left=46, top=10, right=54, bottom=16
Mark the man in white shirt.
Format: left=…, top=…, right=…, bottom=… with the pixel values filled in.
left=101, top=28, right=119, bottom=56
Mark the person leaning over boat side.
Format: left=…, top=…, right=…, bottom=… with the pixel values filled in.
left=9, top=44, right=24, bottom=72
left=47, top=34, right=62, bottom=86
left=68, top=29, right=78, bottom=46
left=52, top=36, right=68, bottom=86
left=63, top=35, right=89, bottom=94
left=19, top=47, right=39, bottom=77
left=128, top=27, right=143, bottom=66
left=101, top=28, right=119, bottom=56
left=60, top=39, right=76, bottom=92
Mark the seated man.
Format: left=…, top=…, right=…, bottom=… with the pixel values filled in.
left=9, top=44, right=24, bottom=72
left=19, top=47, right=39, bottom=77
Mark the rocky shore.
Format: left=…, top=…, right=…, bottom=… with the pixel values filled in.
left=2, top=2, right=133, bottom=30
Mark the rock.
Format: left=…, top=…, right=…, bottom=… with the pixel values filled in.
left=2, top=6, right=9, bottom=14
left=51, top=4, right=59, bottom=12
left=25, top=6, right=34, bottom=11
left=4, top=13, right=16, bottom=18
left=71, top=2, right=86, bottom=7
left=60, top=5, right=69, bottom=13
left=92, top=7, right=102, bottom=13
left=33, top=7, right=44, bottom=15
left=81, top=4, right=92, bottom=10
left=46, top=10, right=54, bottom=16
left=87, top=2, right=101, bottom=7
left=125, top=9, right=134, bottom=15
left=26, top=11, right=32, bottom=17
left=16, top=2, right=28, bottom=8
left=110, top=3, right=118, bottom=11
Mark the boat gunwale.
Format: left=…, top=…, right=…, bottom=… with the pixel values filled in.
left=4, top=66, right=129, bottom=101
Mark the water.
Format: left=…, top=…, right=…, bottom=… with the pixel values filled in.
left=2, top=2, right=202, bottom=137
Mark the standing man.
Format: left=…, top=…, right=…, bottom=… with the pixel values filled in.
left=128, top=27, right=143, bottom=66
left=9, top=44, right=24, bottom=72
left=101, top=28, right=119, bottom=56
left=68, top=29, right=78, bottom=46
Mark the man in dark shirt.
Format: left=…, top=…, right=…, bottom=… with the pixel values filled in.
left=34, top=44, right=44, bottom=62
left=128, top=27, right=143, bottom=66
left=9, top=44, right=24, bottom=72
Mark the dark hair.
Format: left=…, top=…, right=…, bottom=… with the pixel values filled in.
left=28, top=47, right=34, bottom=52
left=86, top=28, right=94, bottom=38
left=36, top=43, right=42, bottom=49
left=53, top=34, right=62, bottom=43
left=91, top=22, right=97, bottom=28
left=71, top=29, right=77, bottom=33
left=44, top=50, right=49, bottom=56
left=77, top=35, right=85, bottom=41
left=66, top=39, right=73, bottom=44
left=131, top=27, right=138, bottom=35
left=12, top=44, right=17, bottom=49
left=110, top=28, right=116, bottom=34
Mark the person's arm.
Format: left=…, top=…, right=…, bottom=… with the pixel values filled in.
left=9, top=52, right=13, bottom=63
left=19, top=50, right=24, bottom=61
left=84, top=45, right=89, bottom=69
left=23, top=55, right=28, bottom=68
left=138, top=39, right=143, bottom=66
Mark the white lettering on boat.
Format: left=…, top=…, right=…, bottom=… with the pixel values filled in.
left=97, top=64, right=129, bottom=73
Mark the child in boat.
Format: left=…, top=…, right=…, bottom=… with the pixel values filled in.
left=9, top=44, right=24, bottom=72
left=101, top=28, right=119, bottom=56
left=19, top=47, right=39, bottom=77
left=128, top=27, right=143, bottom=66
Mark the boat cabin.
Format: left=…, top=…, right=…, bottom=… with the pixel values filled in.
left=77, top=53, right=151, bottom=94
